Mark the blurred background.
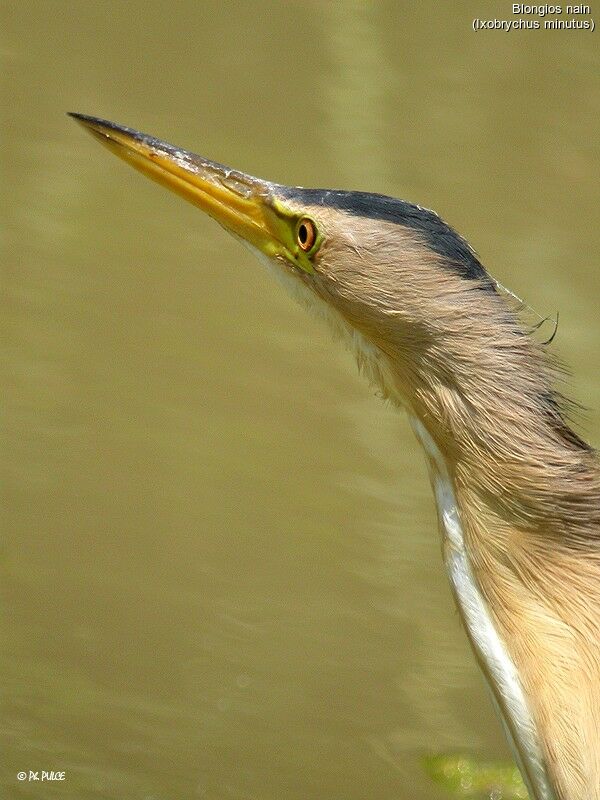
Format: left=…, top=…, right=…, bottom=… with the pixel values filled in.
left=3, top=1, right=599, bottom=798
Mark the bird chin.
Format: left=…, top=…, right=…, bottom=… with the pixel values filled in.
left=242, top=242, right=401, bottom=406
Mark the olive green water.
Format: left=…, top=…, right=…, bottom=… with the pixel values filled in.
left=4, top=2, right=600, bottom=798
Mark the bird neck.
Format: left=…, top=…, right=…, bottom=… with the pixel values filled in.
left=408, top=375, right=600, bottom=800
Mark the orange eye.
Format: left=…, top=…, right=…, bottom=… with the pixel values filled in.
left=296, top=218, right=317, bottom=252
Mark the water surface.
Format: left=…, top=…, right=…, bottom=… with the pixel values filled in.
left=4, top=3, right=600, bottom=798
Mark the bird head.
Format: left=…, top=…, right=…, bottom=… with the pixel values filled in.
left=70, top=114, right=503, bottom=416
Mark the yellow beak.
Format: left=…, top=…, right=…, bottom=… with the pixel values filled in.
left=69, top=113, right=294, bottom=263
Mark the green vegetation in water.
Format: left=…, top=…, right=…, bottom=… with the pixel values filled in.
left=423, top=754, right=529, bottom=799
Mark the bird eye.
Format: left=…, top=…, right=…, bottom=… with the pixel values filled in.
left=296, top=218, right=317, bottom=252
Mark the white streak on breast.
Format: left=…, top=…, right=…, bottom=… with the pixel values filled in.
left=410, top=417, right=556, bottom=800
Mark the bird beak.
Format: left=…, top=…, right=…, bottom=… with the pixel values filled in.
left=68, top=113, right=299, bottom=266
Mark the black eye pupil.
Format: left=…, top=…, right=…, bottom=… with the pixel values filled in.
left=299, top=224, right=308, bottom=244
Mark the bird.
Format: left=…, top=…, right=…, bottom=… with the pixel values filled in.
left=70, top=112, right=600, bottom=800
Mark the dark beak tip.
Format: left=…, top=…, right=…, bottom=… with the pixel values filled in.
left=67, top=111, right=96, bottom=123
left=67, top=113, right=162, bottom=153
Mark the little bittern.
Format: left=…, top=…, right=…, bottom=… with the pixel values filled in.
left=70, top=113, right=600, bottom=800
